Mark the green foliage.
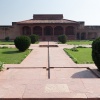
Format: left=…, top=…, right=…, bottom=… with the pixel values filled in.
left=58, top=35, right=67, bottom=44
left=64, top=48, right=78, bottom=63
left=0, top=46, right=8, bottom=49
left=77, top=46, right=87, bottom=48
left=71, top=47, right=78, bottom=52
left=30, top=34, right=39, bottom=44
left=0, top=61, right=3, bottom=71
left=14, top=36, right=31, bottom=52
left=92, top=37, right=100, bottom=70
left=0, top=41, right=14, bottom=45
left=64, top=48, right=93, bottom=64
left=67, top=40, right=93, bottom=45
left=0, top=48, right=31, bottom=64
left=5, top=37, right=10, bottom=41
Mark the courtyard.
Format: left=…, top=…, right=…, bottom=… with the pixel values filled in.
left=0, top=41, right=99, bottom=99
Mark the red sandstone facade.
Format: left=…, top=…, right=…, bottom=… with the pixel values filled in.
left=0, top=14, right=99, bottom=40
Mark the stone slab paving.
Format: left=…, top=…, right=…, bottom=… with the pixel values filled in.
left=21, top=47, right=48, bottom=67
left=0, top=79, right=100, bottom=98
left=50, top=68, right=97, bottom=79
left=49, top=47, right=76, bottom=67
left=0, top=41, right=100, bottom=99
left=4, top=47, right=48, bottom=68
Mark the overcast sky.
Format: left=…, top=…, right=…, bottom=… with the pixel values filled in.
left=0, top=0, right=100, bottom=25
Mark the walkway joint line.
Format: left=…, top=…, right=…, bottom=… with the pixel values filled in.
left=48, top=41, right=50, bottom=79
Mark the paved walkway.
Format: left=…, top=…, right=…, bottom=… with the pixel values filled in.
left=0, top=41, right=100, bottom=99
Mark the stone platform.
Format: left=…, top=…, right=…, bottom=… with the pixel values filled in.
left=0, top=41, right=100, bottom=99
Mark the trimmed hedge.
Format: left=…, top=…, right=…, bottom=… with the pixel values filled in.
left=92, top=37, right=100, bottom=70
left=5, top=37, right=10, bottom=41
left=14, top=36, right=31, bottom=52
left=30, top=34, right=39, bottom=44
left=58, top=34, right=67, bottom=43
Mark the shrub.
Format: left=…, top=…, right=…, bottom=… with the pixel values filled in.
left=71, top=47, right=78, bottom=52
left=77, top=46, right=87, bottom=48
left=30, top=34, right=39, bottom=44
left=5, top=36, right=10, bottom=41
left=14, top=36, right=31, bottom=52
left=58, top=35, right=67, bottom=43
left=92, top=37, right=100, bottom=70
left=0, top=61, right=3, bottom=71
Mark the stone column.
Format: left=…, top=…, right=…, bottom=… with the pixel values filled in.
left=74, top=27, right=77, bottom=40
left=53, top=27, right=54, bottom=36
left=63, top=27, right=66, bottom=35
left=31, top=26, right=33, bottom=35
left=41, top=26, right=45, bottom=41
left=19, top=26, right=23, bottom=35
left=42, top=26, right=44, bottom=37
left=86, top=32, right=88, bottom=40
left=80, top=33, right=81, bottom=40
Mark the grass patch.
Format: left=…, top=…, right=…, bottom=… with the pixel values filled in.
left=67, top=40, right=93, bottom=45
left=0, top=40, right=14, bottom=45
left=64, top=47, right=94, bottom=64
left=34, top=41, right=39, bottom=44
left=0, top=48, right=31, bottom=64
left=0, top=40, right=39, bottom=45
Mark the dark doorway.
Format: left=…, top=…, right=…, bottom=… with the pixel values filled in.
left=33, top=26, right=42, bottom=36
left=54, top=26, right=63, bottom=35
left=22, top=26, right=31, bottom=35
left=77, top=33, right=80, bottom=40
left=44, top=26, right=53, bottom=36
left=81, top=32, right=86, bottom=40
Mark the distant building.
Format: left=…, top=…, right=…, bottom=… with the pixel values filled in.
left=0, top=14, right=99, bottom=40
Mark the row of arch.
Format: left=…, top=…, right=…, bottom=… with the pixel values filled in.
left=22, top=26, right=75, bottom=36
left=77, top=32, right=97, bottom=40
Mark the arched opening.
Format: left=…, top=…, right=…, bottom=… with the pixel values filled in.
left=22, top=26, right=31, bottom=35
left=44, top=26, right=53, bottom=36
left=54, top=26, right=63, bottom=35
left=81, top=32, right=86, bottom=40
left=77, top=33, right=80, bottom=40
left=88, top=32, right=97, bottom=40
left=65, top=26, right=74, bottom=35
left=33, top=26, right=42, bottom=36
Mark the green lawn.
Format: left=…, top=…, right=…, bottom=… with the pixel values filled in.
left=0, top=48, right=31, bottom=64
left=0, top=41, right=14, bottom=45
left=0, top=41, right=39, bottom=45
left=64, top=48, right=93, bottom=64
left=67, top=40, right=93, bottom=45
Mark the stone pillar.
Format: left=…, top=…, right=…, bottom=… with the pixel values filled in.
left=31, top=26, right=33, bottom=35
left=86, top=32, right=88, bottom=40
left=80, top=33, right=81, bottom=40
left=53, top=27, right=54, bottom=36
left=41, top=26, right=45, bottom=41
left=42, top=26, right=44, bottom=37
left=19, top=26, right=23, bottom=35
left=74, top=27, right=77, bottom=40
left=63, top=27, right=66, bottom=35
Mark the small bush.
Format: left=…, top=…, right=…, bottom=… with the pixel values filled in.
left=71, top=47, right=78, bottom=52
left=5, top=37, right=10, bottom=41
left=14, top=36, right=31, bottom=52
left=64, top=48, right=78, bottom=63
left=58, top=35, right=67, bottom=44
left=92, top=37, right=100, bottom=70
left=0, top=46, right=8, bottom=49
left=77, top=46, right=87, bottom=48
left=30, top=34, right=39, bottom=44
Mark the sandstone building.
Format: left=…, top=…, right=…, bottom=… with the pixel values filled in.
left=0, top=14, right=100, bottom=40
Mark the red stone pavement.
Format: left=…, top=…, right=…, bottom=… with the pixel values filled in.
left=0, top=42, right=100, bottom=99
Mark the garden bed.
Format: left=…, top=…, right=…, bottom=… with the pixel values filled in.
left=64, top=47, right=93, bottom=64
left=0, top=48, right=31, bottom=64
